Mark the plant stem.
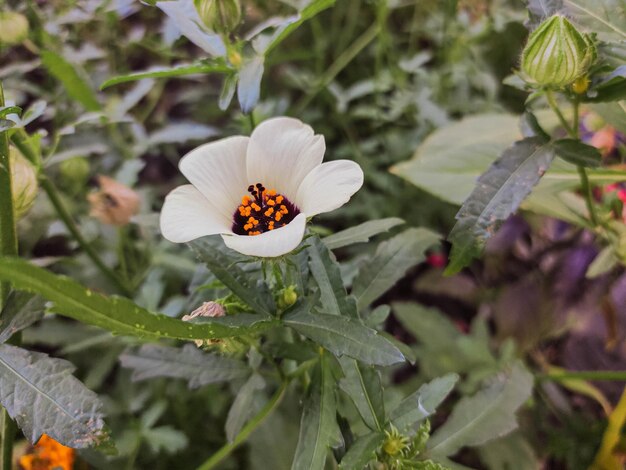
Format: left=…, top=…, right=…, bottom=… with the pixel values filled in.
left=294, top=22, right=380, bottom=113
left=196, top=381, right=288, bottom=470
left=0, top=81, right=17, bottom=470
left=40, top=177, right=133, bottom=296
left=540, top=370, right=626, bottom=382
left=545, top=90, right=599, bottom=227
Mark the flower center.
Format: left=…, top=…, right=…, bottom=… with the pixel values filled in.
left=232, top=183, right=299, bottom=236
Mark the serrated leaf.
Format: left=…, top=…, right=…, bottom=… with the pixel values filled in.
left=446, top=138, right=555, bottom=275
left=339, top=432, right=384, bottom=470
left=428, top=362, right=533, bottom=458
left=0, top=344, right=112, bottom=450
left=291, top=354, right=337, bottom=470
left=478, top=432, right=539, bottom=470
left=100, top=62, right=231, bottom=89
left=554, top=139, right=602, bottom=167
left=338, top=357, right=385, bottom=431
left=308, top=236, right=357, bottom=317
left=40, top=50, right=101, bottom=111
left=322, top=218, right=405, bottom=250
left=154, top=0, right=226, bottom=56
left=0, top=291, right=45, bottom=344
left=225, top=373, right=266, bottom=442
left=189, top=238, right=276, bottom=315
left=352, top=228, right=439, bottom=309
left=119, top=344, right=250, bottom=388
left=390, top=374, right=459, bottom=431
left=237, top=55, right=264, bottom=114
left=284, top=307, right=404, bottom=366
left=0, top=257, right=277, bottom=340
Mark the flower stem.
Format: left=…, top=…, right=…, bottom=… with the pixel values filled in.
left=0, top=80, right=17, bottom=470
left=294, top=21, right=380, bottom=113
left=540, top=370, right=626, bottom=381
left=545, top=89, right=599, bottom=227
left=40, top=177, right=133, bottom=296
left=195, top=381, right=288, bottom=470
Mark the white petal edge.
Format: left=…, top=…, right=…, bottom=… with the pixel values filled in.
left=160, top=185, right=231, bottom=243
left=221, top=213, right=307, bottom=257
left=246, top=117, right=325, bottom=199
left=179, top=136, right=250, bottom=220
left=295, top=160, right=364, bottom=217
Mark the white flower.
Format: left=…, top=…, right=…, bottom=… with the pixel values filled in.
left=160, top=117, right=364, bottom=257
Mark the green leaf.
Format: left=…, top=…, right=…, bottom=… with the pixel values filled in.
left=564, top=0, right=626, bottom=42
left=0, top=291, right=45, bottom=344
left=446, top=138, right=555, bottom=275
left=352, top=228, right=439, bottom=310
left=428, top=362, right=533, bottom=458
left=119, top=344, right=250, bottom=388
left=100, top=62, right=232, bottom=89
left=308, top=236, right=357, bottom=317
left=389, top=374, right=459, bottom=432
left=219, top=73, right=238, bottom=110
left=225, top=373, right=266, bottom=442
left=553, top=139, right=602, bottom=167
left=284, top=307, right=404, bottom=366
left=339, top=432, right=385, bottom=470
left=338, top=357, right=385, bottom=431
left=587, top=245, right=619, bottom=278
left=322, top=217, right=405, bottom=250
left=40, top=50, right=101, bottom=111
left=585, top=65, right=626, bottom=102
left=0, top=257, right=277, bottom=340
left=291, top=354, right=337, bottom=470
left=478, top=432, right=539, bottom=470
left=0, top=343, right=112, bottom=450
left=143, top=426, right=189, bottom=454
left=391, top=113, right=626, bottom=206
left=189, top=238, right=276, bottom=316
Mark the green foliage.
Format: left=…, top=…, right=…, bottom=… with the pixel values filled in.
left=0, top=343, right=112, bottom=451
left=119, top=344, right=250, bottom=388
left=446, top=138, right=556, bottom=274
left=0, top=291, right=45, bottom=344
left=339, top=357, right=385, bottom=431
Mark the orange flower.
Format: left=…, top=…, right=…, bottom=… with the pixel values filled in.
left=19, top=435, right=75, bottom=470
left=88, top=175, right=140, bottom=226
left=590, top=126, right=618, bottom=157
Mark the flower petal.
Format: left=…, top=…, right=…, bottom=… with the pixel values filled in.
left=179, top=136, right=249, bottom=220
left=221, top=213, right=307, bottom=257
left=295, top=160, right=364, bottom=217
left=246, top=117, right=325, bottom=199
left=160, top=185, right=231, bottom=243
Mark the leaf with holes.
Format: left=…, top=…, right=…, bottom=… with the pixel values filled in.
left=0, top=344, right=112, bottom=451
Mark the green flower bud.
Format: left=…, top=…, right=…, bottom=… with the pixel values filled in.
left=10, top=147, right=38, bottom=219
left=195, top=0, right=241, bottom=35
left=59, top=157, right=90, bottom=194
left=0, top=11, right=29, bottom=46
left=278, top=285, right=298, bottom=310
left=521, top=15, right=596, bottom=88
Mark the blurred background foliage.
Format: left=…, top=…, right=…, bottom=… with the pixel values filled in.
left=2, top=0, right=626, bottom=468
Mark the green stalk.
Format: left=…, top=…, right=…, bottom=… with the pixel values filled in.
left=545, top=90, right=599, bottom=227
left=294, top=22, right=380, bottom=113
left=0, top=81, right=17, bottom=470
left=540, top=370, right=626, bottom=382
left=39, top=178, right=133, bottom=297
left=196, top=382, right=288, bottom=470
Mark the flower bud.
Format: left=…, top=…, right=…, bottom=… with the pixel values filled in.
left=277, top=285, right=298, bottom=309
left=0, top=11, right=29, bottom=46
left=195, top=0, right=242, bottom=35
left=521, top=15, right=596, bottom=88
left=87, top=175, right=140, bottom=226
left=60, top=157, right=90, bottom=195
left=10, top=147, right=38, bottom=220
